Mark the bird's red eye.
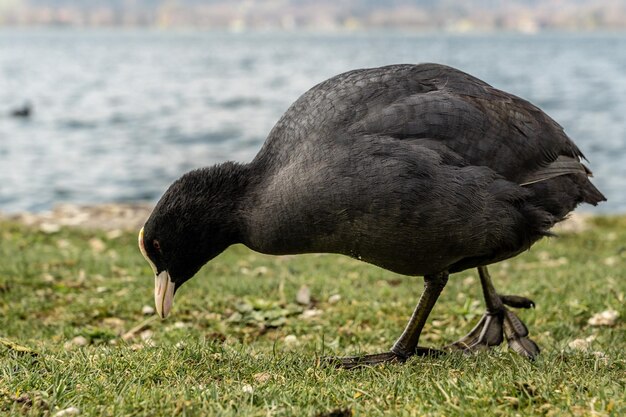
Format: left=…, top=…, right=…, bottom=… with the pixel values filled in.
left=153, top=240, right=161, bottom=252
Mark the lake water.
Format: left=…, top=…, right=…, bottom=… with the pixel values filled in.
left=1, top=29, right=625, bottom=213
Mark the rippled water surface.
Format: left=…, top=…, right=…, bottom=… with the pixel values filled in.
left=1, top=29, right=625, bottom=212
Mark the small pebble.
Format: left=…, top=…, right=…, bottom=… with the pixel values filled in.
left=284, top=334, right=298, bottom=346
left=71, top=336, right=88, bottom=347
left=328, top=294, right=341, bottom=304
left=141, top=305, right=155, bottom=315
left=175, top=341, right=186, bottom=350
left=296, top=285, right=311, bottom=305
left=140, top=330, right=153, bottom=341
left=173, top=321, right=186, bottom=329
left=301, top=309, right=322, bottom=319
left=242, top=384, right=254, bottom=394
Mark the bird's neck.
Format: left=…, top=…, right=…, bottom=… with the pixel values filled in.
left=210, top=161, right=269, bottom=247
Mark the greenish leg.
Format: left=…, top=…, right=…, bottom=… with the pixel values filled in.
left=328, top=272, right=448, bottom=369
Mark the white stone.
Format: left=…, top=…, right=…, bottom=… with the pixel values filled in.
left=296, top=285, right=311, bottom=305
left=71, top=336, right=88, bottom=347
left=301, top=309, right=322, bottom=319
left=328, top=294, right=341, bottom=304
left=284, top=334, right=298, bottom=346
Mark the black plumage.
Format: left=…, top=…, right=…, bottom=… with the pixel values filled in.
left=140, top=63, right=605, bottom=366
left=10, top=103, right=32, bottom=118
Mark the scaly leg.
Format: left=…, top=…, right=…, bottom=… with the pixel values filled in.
left=446, top=266, right=540, bottom=359
left=329, top=272, right=448, bottom=369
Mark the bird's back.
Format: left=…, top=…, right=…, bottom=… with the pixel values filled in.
left=258, top=64, right=577, bottom=177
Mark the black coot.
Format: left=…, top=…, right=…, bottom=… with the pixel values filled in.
left=10, top=103, right=32, bottom=118
left=139, top=64, right=605, bottom=367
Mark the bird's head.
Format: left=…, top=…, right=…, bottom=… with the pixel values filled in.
left=138, top=165, right=246, bottom=318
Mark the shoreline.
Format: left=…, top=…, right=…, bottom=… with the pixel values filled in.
left=0, top=202, right=596, bottom=234
left=0, top=203, right=153, bottom=233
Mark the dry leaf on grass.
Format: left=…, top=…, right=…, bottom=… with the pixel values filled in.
left=588, top=310, right=619, bottom=326
left=0, top=337, right=38, bottom=356
left=568, top=336, right=595, bottom=351
left=253, top=372, right=271, bottom=383
left=54, top=406, right=80, bottom=416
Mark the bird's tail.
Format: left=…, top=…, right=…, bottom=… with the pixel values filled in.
left=520, top=155, right=606, bottom=206
left=519, top=156, right=606, bottom=226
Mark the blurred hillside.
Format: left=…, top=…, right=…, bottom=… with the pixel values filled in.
left=1, top=0, right=626, bottom=31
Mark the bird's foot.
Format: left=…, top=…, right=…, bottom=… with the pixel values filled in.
left=323, top=347, right=441, bottom=369
left=446, top=312, right=504, bottom=352
left=446, top=297, right=540, bottom=359
left=503, top=308, right=540, bottom=359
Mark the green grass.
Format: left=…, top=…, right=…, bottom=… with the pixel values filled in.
left=1, top=217, right=625, bottom=416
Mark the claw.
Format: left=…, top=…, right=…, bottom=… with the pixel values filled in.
left=503, top=309, right=529, bottom=338
left=501, top=295, right=536, bottom=309
left=447, top=307, right=540, bottom=360
left=507, top=336, right=540, bottom=359
left=503, top=309, right=540, bottom=359
left=446, top=313, right=503, bottom=351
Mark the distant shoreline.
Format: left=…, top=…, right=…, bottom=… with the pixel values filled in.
left=0, top=202, right=596, bottom=234
left=0, top=203, right=153, bottom=232
left=2, top=27, right=626, bottom=35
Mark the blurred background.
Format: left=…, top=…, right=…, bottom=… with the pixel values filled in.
left=0, top=0, right=624, bottom=214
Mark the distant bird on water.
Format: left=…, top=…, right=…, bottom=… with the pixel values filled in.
left=139, top=63, right=605, bottom=367
left=10, top=103, right=32, bottom=118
